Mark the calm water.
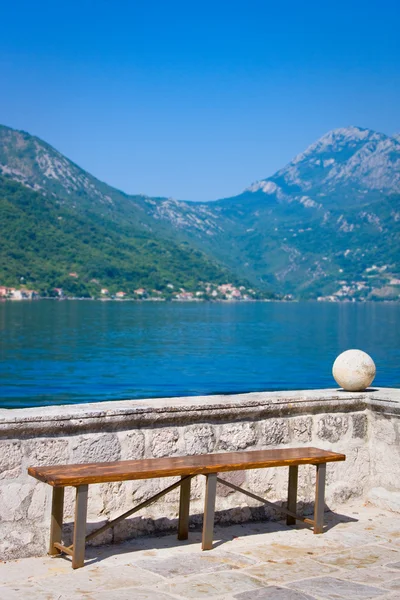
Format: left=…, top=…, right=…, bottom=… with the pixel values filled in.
left=0, top=301, right=399, bottom=409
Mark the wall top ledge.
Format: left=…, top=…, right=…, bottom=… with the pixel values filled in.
left=0, top=388, right=399, bottom=438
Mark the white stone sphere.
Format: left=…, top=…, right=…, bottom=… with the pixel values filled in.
left=332, top=349, right=376, bottom=391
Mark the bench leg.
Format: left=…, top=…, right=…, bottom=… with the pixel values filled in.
left=314, top=463, right=326, bottom=534
left=178, top=476, right=191, bottom=540
left=202, top=473, right=217, bottom=551
left=286, top=465, right=298, bottom=526
left=49, top=487, right=65, bottom=555
left=72, top=484, right=89, bottom=569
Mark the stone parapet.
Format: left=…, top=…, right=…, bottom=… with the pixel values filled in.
left=0, top=388, right=399, bottom=560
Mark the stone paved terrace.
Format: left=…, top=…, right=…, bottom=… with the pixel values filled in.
left=1, top=501, right=400, bottom=600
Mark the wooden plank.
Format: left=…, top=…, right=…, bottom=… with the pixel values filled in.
left=72, top=485, right=88, bottom=569
left=178, top=475, right=191, bottom=540
left=314, top=463, right=326, bottom=534
left=286, top=465, right=298, bottom=526
left=202, top=473, right=217, bottom=551
left=28, top=447, right=346, bottom=487
left=48, top=487, right=64, bottom=555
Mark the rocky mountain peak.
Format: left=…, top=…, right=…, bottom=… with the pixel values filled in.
left=0, top=124, right=115, bottom=206
left=245, top=126, right=400, bottom=204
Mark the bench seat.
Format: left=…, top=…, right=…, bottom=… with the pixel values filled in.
left=28, top=447, right=344, bottom=486
left=28, top=446, right=345, bottom=569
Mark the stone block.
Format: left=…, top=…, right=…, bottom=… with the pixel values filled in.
left=217, top=470, right=246, bottom=497
left=317, top=414, right=349, bottom=442
left=159, top=567, right=264, bottom=596
left=289, top=577, right=385, bottom=600
left=261, top=419, right=290, bottom=446
left=246, top=467, right=276, bottom=496
left=289, top=417, right=313, bottom=443
left=99, top=481, right=126, bottom=515
left=119, top=430, right=145, bottom=460
left=352, top=413, right=368, bottom=439
left=184, top=424, right=215, bottom=455
left=367, top=487, right=400, bottom=512
left=372, top=415, right=397, bottom=445
left=130, top=478, right=165, bottom=503
left=218, top=423, right=257, bottom=451
left=0, top=522, right=47, bottom=561
left=235, top=587, right=317, bottom=600
left=151, top=428, right=180, bottom=458
left=72, top=433, right=121, bottom=463
left=24, top=437, right=70, bottom=465
left=113, top=514, right=157, bottom=542
left=27, top=482, right=50, bottom=520
left=0, top=483, right=33, bottom=521
left=0, top=440, right=22, bottom=479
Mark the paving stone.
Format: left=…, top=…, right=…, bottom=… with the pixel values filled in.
left=380, top=578, right=400, bottom=591
left=312, top=545, right=400, bottom=570
left=234, top=586, right=317, bottom=599
left=0, top=556, right=71, bottom=584
left=385, top=561, right=400, bottom=569
left=31, top=564, right=164, bottom=596
left=0, top=584, right=51, bottom=600
left=157, top=570, right=265, bottom=597
left=242, top=557, right=340, bottom=584
left=81, top=589, right=177, bottom=600
left=339, top=566, right=400, bottom=586
left=203, top=550, right=258, bottom=568
left=289, top=576, right=387, bottom=599
left=135, top=551, right=249, bottom=577
left=321, top=527, right=389, bottom=547
left=232, top=542, right=338, bottom=563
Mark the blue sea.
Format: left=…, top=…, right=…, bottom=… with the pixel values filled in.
left=0, top=301, right=399, bottom=408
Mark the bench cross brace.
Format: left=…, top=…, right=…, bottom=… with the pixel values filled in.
left=215, top=476, right=315, bottom=526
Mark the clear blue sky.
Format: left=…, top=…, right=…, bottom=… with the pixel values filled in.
left=1, top=0, right=399, bottom=200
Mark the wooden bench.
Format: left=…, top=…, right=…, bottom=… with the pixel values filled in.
left=28, top=446, right=345, bottom=569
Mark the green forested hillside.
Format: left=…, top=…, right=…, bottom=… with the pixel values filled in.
left=0, top=175, right=249, bottom=297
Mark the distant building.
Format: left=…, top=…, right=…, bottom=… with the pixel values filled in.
left=218, top=283, right=234, bottom=293
left=116, top=291, right=126, bottom=298
left=101, top=288, right=109, bottom=295
left=134, top=288, right=146, bottom=296
left=231, top=289, right=242, bottom=298
left=69, top=272, right=78, bottom=278
left=10, top=290, right=23, bottom=300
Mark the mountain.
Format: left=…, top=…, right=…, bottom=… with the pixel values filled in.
left=245, top=126, right=400, bottom=207
left=0, top=125, right=264, bottom=298
left=0, top=125, right=222, bottom=238
left=1, top=124, right=399, bottom=300
left=139, top=126, right=400, bottom=299
left=0, top=174, right=260, bottom=298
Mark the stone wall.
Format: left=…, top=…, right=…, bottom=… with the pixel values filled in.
left=0, top=388, right=399, bottom=560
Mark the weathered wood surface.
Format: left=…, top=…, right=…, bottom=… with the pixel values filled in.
left=28, top=447, right=345, bottom=487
